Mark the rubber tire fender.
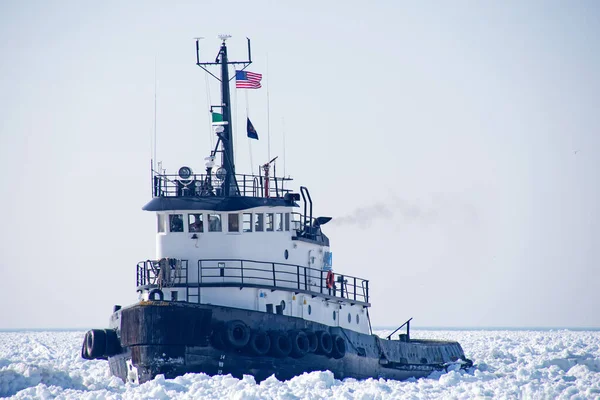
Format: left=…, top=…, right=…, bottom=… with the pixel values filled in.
left=268, top=331, right=292, bottom=358
left=85, top=329, right=106, bottom=359
left=289, top=330, right=310, bottom=358
left=81, top=333, right=91, bottom=360
left=247, top=330, right=271, bottom=356
left=149, top=289, right=164, bottom=301
left=303, top=330, right=318, bottom=353
left=224, top=320, right=251, bottom=349
left=330, top=334, right=346, bottom=359
left=315, top=330, right=333, bottom=355
left=104, top=329, right=122, bottom=357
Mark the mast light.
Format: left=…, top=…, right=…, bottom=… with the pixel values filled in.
left=205, top=156, right=215, bottom=169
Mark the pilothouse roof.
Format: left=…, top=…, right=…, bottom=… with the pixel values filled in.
left=143, top=195, right=297, bottom=212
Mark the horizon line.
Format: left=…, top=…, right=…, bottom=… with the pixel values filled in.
left=1, top=325, right=599, bottom=332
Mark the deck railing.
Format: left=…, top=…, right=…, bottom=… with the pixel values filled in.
left=136, top=258, right=370, bottom=305
left=136, top=259, right=189, bottom=288
left=152, top=171, right=293, bottom=199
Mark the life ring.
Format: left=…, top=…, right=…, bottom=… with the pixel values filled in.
left=224, top=320, right=251, bottom=349
left=326, top=270, right=335, bottom=289
left=289, top=330, right=309, bottom=358
left=315, top=330, right=333, bottom=355
left=269, top=331, right=292, bottom=358
left=330, top=334, right=346, bottom=359
left=247, top=330, right=271, bottom=356
left=148, top=288, right=164, bottom=301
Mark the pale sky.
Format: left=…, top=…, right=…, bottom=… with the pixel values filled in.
left=1, top=0, right=599, bottom=329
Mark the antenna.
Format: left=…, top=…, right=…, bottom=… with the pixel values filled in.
left=282, top=117, right=286, bottom=177
left=193, top=37, right=204, bottom=64
left=153, top=56, right=157, bottom=172
left=218, top=34, right=232, bottom=42
left=266, top=53, right=271, bottom=162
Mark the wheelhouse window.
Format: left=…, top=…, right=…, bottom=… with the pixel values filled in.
left=169, top=214, right=184, bottom=232
left=157, top=214, right=166, bottom=233
left=292, top=213, right=302, bottom=230
left=254, top=214, right=264, bottom=232
left=188, top=214, right=203, bottom=232
left=276, top=213, right=283, bottom=231
left=243, top=213, right=252, bottom=232
left=266, top=213, right=274, bottom=231
left=208, top=214, right=222, bottom=232
left=285, top=213, right=290, bottom=231
left=228, top=214, right=239, bottom=232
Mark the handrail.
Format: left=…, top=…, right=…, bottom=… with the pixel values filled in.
left=152, top=170, right=293, bottom=198
left=136, top=259, right=189, bottom=288
left=136, top=258, right=371, bottom=305
left=196, top=259, right=369, bottom=304
left=386, top=317, right=413, bottom=340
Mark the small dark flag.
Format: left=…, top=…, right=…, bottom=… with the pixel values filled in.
left=247, top=118, right=259, bottom=140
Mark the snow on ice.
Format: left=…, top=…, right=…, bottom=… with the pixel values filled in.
left=1, top=329, right=600, bottom=399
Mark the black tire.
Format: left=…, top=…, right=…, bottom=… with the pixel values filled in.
left=315, top=331, right=333, bottom=355
left=86, top=329, right=106, bottom=359
left=269, top=331, right=292, bottom=358
left=104, top=329, right=121, bottom=357
left=331, top=334, right=346, bottom=359
left=247, top=330, right=271, bottom=356
left=224, top=320, right=251, bottom=349
left=210, top=322, right=226, bottom=350
left=81, top=333, right=91, bottom=360
left=303, top=330, right=318, bottom=353
left=149, top=289, right=164, bottom=301
left=289, top=330, right=310, bottom=358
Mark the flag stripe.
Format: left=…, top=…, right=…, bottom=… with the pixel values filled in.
left=236, top=83, right=262, bottom=88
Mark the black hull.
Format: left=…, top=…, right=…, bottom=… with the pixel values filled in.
left=101, top=301, right=470, bottom=384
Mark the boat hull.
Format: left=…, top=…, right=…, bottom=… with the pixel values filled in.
left=101, top=301, right=470, bottom=384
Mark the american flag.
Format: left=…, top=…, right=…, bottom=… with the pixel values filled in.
left=235, top=70, right=262, bottom=89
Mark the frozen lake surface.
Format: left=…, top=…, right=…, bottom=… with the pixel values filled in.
left=1, top=329, right=600, bottom=399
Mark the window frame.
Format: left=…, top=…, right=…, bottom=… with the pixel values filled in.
left=208, top=213, right=222, bottom=232
left=169, top=214, right=184, bottom=233
left=266, top=213, right=274, bottom=232
left=188, top=213, right=204, bottom=233
left=243, top=213, right=253, bottom=232
left=228, top=213, right=240, bottom=233
left=157, top=214, right=166, bottom=233
left=254, top=213, right=264, bottom=232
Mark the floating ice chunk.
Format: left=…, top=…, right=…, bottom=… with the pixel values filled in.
left=438, top=370, right=461, bottom=387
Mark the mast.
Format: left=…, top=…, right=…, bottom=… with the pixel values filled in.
left=195, top=35, right=253, bottom=197
left=218, top=38, right=236, bottom=196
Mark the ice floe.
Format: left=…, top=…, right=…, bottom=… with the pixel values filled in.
left=1, top=329, right=599, bottom=399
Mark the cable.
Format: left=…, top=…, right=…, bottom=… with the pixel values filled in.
left=205, top=71, right=214, bottom=148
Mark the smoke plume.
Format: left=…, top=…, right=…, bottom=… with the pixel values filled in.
left=329, top=195, right=477, bottom=229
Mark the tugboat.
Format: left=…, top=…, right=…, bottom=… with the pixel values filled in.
left=81, top=36, right=472, bottom=384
